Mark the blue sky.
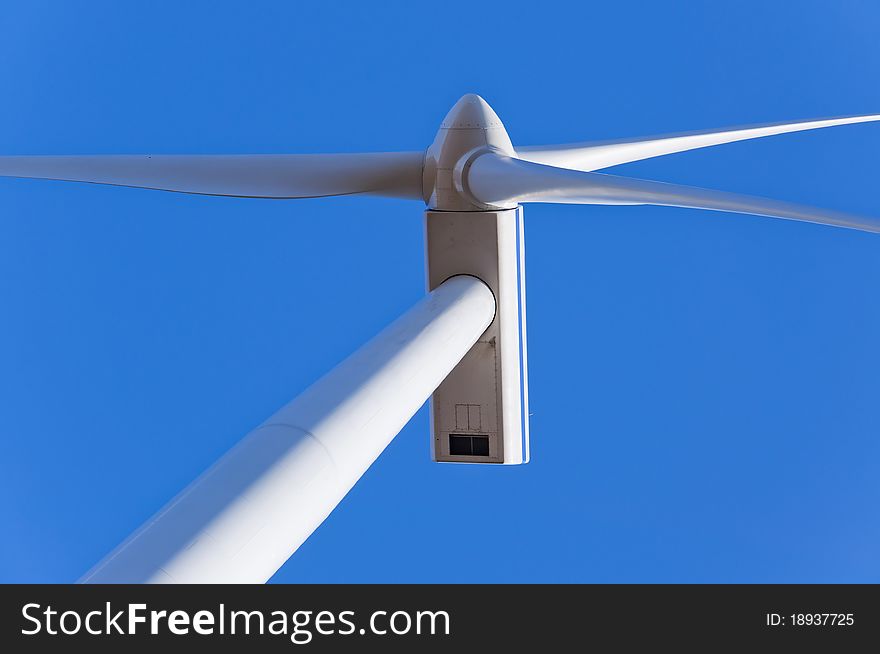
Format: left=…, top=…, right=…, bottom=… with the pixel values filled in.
left=1, top=1, right=879, bottom=583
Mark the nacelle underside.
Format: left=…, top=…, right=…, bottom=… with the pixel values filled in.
left=425, top=208, right=530, bottom=465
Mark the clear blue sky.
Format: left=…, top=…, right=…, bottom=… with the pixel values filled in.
left=1, top=1, right=879, bottom=583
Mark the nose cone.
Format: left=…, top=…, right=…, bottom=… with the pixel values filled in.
left=424, top=94, right=515, bottom=210
left=440, top=94, right=505, bottom=129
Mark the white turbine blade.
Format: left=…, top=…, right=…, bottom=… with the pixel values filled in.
left=516, top=114, right=880, bottom=172
left=467, top=154, right=880, bottom=234
left=0, top=152, right=424, bottom=199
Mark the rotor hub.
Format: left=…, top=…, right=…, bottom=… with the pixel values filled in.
left=423, top=94, right=517, bottom=211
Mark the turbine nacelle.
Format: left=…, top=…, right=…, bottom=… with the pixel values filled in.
left=422, top=94, right=516, bottom=211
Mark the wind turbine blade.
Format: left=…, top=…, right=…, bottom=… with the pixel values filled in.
left=516, top=114, right=880, bottom=172
left=467, top=154, right=880, bottom=234
left=0, top=152, right=424, bottom=199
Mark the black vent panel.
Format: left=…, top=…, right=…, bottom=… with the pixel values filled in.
left=449, top=434, right=490, bottom=457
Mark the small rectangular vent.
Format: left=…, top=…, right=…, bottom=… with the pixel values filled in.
left=449, top=434, right=490, bottom=457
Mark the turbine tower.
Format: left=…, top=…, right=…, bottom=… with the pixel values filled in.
left=2, top=95, right=878, bottom=583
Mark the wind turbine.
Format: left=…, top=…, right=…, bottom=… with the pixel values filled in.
left=2, top=95, right=878, bottom=583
